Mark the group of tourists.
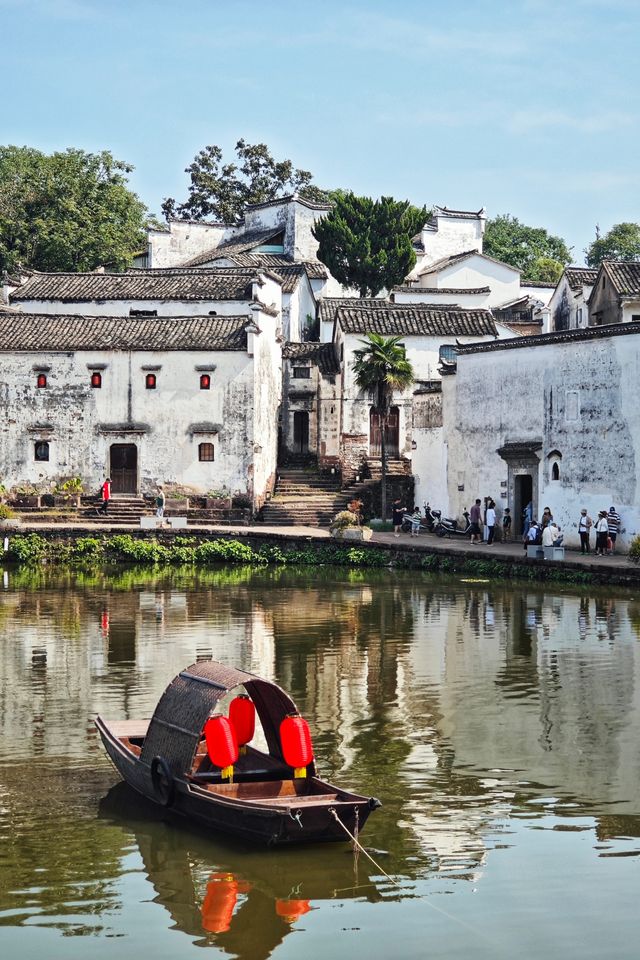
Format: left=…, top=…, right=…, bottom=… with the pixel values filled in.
left=578, top=506, right=621, bottom=555
left=523, top=503, right=564, bottom=550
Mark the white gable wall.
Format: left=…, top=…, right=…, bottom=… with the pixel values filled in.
left=421, top=256, right=521, bottom=307
left=417, top=212, right=484, bottom=269
left=148, top=222, right=237, bottom=268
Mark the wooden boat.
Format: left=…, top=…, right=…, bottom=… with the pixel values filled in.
left=95, top=660, right=381, bottom=846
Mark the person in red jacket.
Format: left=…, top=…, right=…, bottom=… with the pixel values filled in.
left=99, top=477, right=111, bottom=515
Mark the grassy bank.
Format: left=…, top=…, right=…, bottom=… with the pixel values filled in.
left=0, top=531, right=613, bottom=585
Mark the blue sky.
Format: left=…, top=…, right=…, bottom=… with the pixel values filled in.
left=2, top=0, right=639, bottom=261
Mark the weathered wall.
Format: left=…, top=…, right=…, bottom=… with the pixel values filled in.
left=148, top=222, right=235, bottom=268
left=548, top=274, right=591, bottom=332
left=411, top=390, right=449, bottom=513
left=15, top=298, right=252, bottom=317
left=413, top=212, right=484, bottom=271
left=250, top=310, right=281, bottom=508
left=392, top=287, right=492, bottom=308
left=443, top=327, right=640, bottom=550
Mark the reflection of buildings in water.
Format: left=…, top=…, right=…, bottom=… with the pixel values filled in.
left=409, top=587, right=640, bottom=811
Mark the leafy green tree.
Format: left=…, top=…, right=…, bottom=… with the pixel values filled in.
left=483, top=214, right=571, bottom=283
left=0, top=146, right=149, bottom=274
left=352, top=333, right=414, bottom=523
left=162, top=139, right=327, bottom=222
left=313, top=193, right=427, bottom=297
left=585, top=222, right=640, bottom=267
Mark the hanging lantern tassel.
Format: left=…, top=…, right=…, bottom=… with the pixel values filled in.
left=204, top=716, right=239, bottom=783
left=229, top=694, right=256, bottom=757
left=280, top=714, right=314, bottom=779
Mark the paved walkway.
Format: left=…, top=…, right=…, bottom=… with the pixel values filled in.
left=15, top=516, right=638, bottom=580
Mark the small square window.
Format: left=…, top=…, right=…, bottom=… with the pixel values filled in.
left=145, top=373, right=157, bottom=390
left=34, top=440, right=50, bottom=462
left=439, top=344, right=457, bottom=363
left=36, top=373, right=47, bottom=388
left=200, top=374, right=211, bottom=390
left=199, top=442, right=215, bottom=462
left=293, top=367, right=311, bottom=379
left=91, top=372, right=102, bottom=388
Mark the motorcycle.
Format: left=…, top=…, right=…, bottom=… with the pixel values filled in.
left=435, top=509, right=471, bottom=538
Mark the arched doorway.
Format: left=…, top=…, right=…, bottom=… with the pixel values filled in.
left=110, top=443, right=138, bottom=494
left=370, top=407, right=399, bottom=459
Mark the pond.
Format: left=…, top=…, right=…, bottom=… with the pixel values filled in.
left=1, top=565, right=640, bottom=960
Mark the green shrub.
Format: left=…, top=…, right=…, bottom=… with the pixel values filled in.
left=0, top=503, right=16, bottom=520
left=8, top=533, right=47, bottom=564
left=629, top=535, right=640, bottom=564
left=330, top=510, right=359, bottom=531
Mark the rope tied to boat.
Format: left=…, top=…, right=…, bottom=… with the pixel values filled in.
left=329, top=808, right=400, bottom=887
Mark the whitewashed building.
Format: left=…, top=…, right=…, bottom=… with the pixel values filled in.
left=548, top=267, right=597, bottom=331
left=438, top=323, right=640, bottom=550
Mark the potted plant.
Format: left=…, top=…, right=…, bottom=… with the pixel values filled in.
left=10, top=484, right=41, bottom=509
left=0, top=503, right=21, bottom=530
left=329, top=509, right=373, bottom=542
left=53, top=476, right=83, bottom=508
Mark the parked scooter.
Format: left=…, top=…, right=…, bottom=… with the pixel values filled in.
left=401, top=502, right=440, bottom=534
left=435, top=509, right=471, bottom=538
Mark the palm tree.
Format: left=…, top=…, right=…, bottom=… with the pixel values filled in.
left=352, top=333, right=415, bottom=524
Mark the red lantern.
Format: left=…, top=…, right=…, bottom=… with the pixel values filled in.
left=229, top=695, right=255, bottom=755
left=204, top=716, right=238, bottom=780
left=280, top=715, right=314, bottom=778
left=201, top=873, right=249, bottom=933
left=275, top=899, right=311, bottom=923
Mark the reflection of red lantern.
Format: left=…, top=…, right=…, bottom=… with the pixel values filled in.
left=229, top=695, right=255, bottom=755
left=201, top=873, right=249, bottom=933
left=204, top=716, right=238, bottom=780
left=275, top=899, right=312, bottom=923
left=280, top=715, right=313, bottom=778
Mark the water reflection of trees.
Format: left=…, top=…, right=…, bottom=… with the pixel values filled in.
left=3, top=566, right=640, bottom=889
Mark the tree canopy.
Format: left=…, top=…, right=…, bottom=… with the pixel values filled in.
left=585, top=222, right=640, bottom=267
left=483, top=214, right=572, bottom=284
left=352, top=333, right=415, bottom=521
left=0, top=146, right=150, bottom=274
left=162, top=139, right=328, bottom=223
left=313, top=193, right=427, bottom=298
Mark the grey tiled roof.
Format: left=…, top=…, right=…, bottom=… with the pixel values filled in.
left=456, top=319, right=640, bottom=355
left=11, top=268, right=264, bottom=302
left=417, top=248, right=521, bottom=276
left=602, top=260, right=640, bottom=296
left=0, top=314, right=249, bottom=351
left=244, top=193, right=332, bottom=212
left=182, top=227, right=284, bottom=267
left=565, top=266, right=598, bottom=291
left=432, top=205, right=486, bottom=220
left=335, top=304, right=497, bottom=337
left=283, top=341, right=340, bottom=375
left=317, top=297, right=386, bottom=323
left=391, top=286, right=491, bottom=296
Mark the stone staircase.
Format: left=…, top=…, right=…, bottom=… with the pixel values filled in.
left=79, top=495, right=154, bottom=526
left=260, top=466, right=348, bottom=527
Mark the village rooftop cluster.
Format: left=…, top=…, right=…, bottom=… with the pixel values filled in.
left=1, top=196, right=639, bottom=552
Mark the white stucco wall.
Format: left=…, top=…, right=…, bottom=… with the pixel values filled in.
left=414, top=211, right=485, bottom=271
left=15, top=298, right=255, bottom=318
left=442, top=329, right=640, bottom=551
left=419, top=256, right=521, bottom=307
left=0, top=306, right=282, bottom=506
left=148, top=221, right=236, bottom=268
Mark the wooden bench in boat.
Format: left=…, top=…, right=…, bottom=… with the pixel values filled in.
left=197, top=778, right=341, bottom=807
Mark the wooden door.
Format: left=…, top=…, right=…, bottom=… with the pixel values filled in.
left=369, top=407, right=399, bottom=459
left=293, top=411, right=309, bottom=454
left=110, top=443, right=138, bottom=494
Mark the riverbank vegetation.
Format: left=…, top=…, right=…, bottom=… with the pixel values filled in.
left=0, top=531, right=612, bottom=585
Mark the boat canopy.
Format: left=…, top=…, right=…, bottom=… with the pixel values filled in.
left=140, top=661, right=304, bottom=775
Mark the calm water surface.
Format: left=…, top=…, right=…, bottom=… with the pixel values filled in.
left=1, top=565, right=640, bottom=960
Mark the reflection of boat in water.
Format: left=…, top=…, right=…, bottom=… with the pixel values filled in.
left=96, top=660, right=380, bottom=845
left=99, top=782, right=384, bottom=958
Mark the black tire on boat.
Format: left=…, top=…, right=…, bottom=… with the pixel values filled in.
left=150, top=756, right=175, bottom=807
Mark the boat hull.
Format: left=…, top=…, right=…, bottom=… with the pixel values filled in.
left=96, top=716, right=377, bottom=846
